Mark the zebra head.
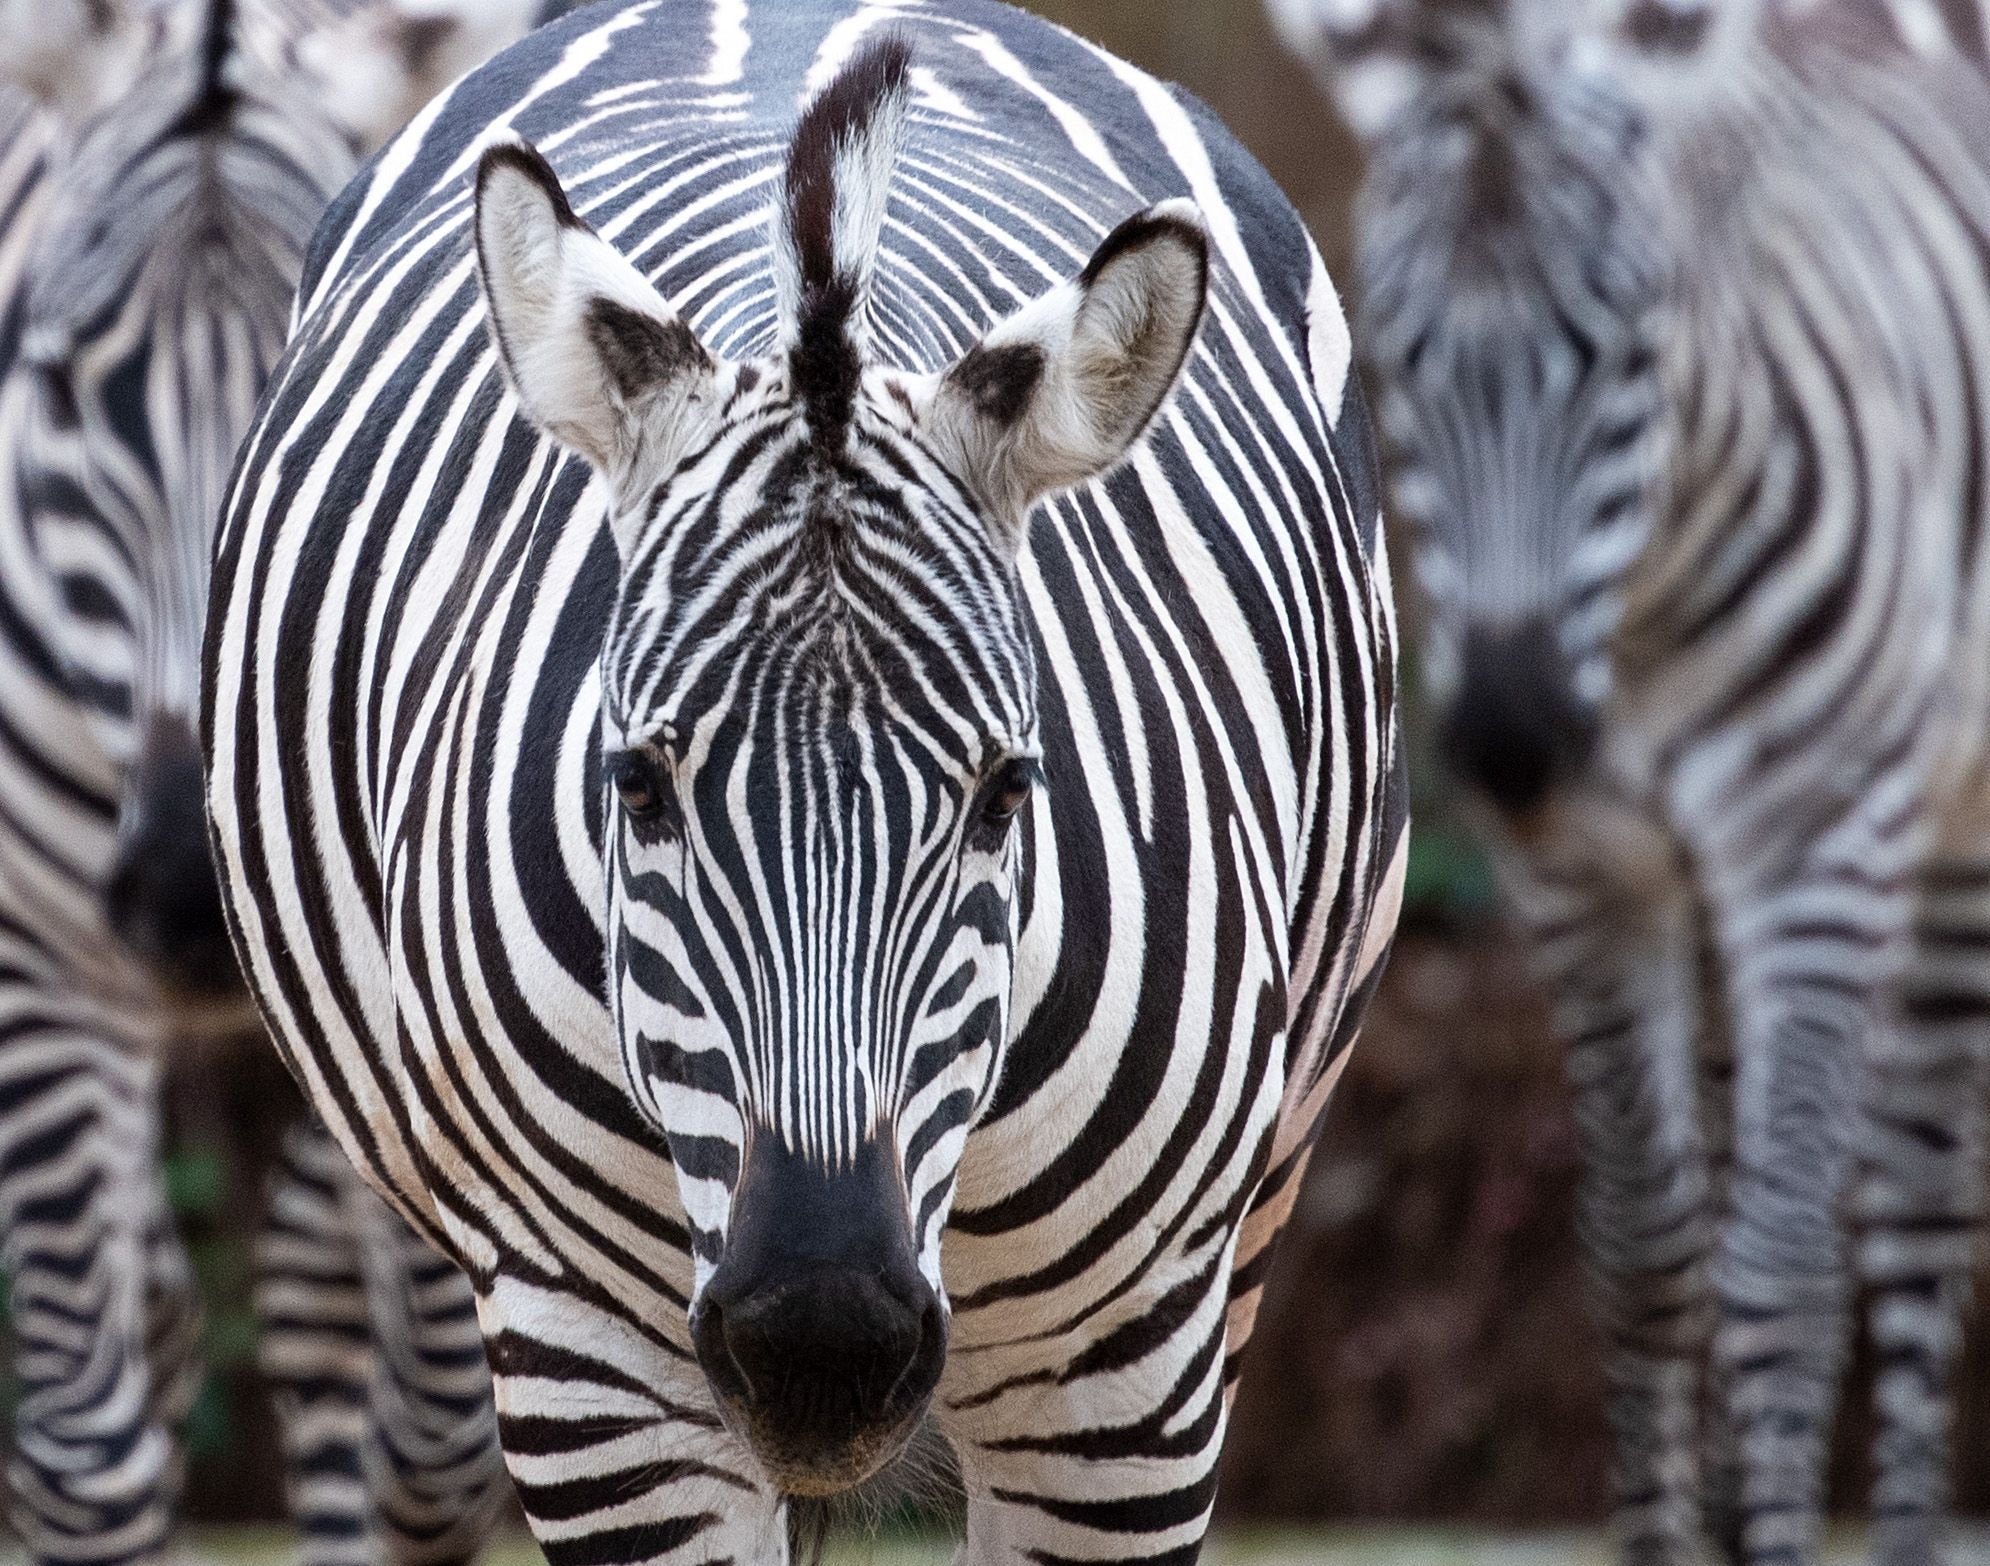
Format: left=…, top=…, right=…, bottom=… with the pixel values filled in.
left=4, top=0, right=548, bottom=999
left=7, top=0, right=356, bottom=997
left=475, top=39, right=1208, bottom=1494
left=1275, top=0, right=1679, bottom=817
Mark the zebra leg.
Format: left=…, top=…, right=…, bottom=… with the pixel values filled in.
left=140, top=1168, right=203, bottom=1519
left=1704, top=859, right=1906, bottom=1566
left=1694, top=913, right=1744, bottom=1564
left=0, top=978, right=184, bottom=1566
left=954, top=1246, right=1236, bottom=1566
left=1524, top=875, right=1713, bottom=1566
left=476, top=1275, right=784, bottom=1566
left=346, top=1172, right=506, bottom=1566
left=258, top=1119, right=379, bottom=1566
left=1856, top=853, right=1990, bottom=1566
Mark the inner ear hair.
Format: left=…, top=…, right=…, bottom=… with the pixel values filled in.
left=930, top=197, right=1207, bottom=539
left=947, top=342, right=1046, bottom=429
left=586, top=299, right=712, bottom=403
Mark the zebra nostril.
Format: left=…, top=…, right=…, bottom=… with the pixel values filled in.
left=690, top=1297, right=755, bottom=1405
left=886, top=1296, right=947, bottom=1407
left=104, top=716, right=238, bottom=992
left=103, top=855, right=145, bottom=938
left=697, top=1266, right=936, bottom=1430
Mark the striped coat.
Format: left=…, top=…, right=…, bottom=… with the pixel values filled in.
left=0, top=3, right=568, bottom=1562
left=1273, top=0, right=1990, bottom=1562
left=208, top=1, right=1407, bottom=1560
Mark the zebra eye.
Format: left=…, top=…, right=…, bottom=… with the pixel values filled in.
left=606, top=746, right=677, bottom=835
left=971, top=758, right=1038, bottom=847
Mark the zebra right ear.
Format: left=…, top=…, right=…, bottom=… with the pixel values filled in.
left=0, top=0, right=146, bottom=121
left=476, top=138, right=722, bottom=540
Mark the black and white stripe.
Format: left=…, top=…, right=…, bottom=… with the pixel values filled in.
left=206, top=2, right=1407, bottom=1561
left=0, top=3, right=563, bottom=1561
left=1275, top=0, right=1990, bottom=1562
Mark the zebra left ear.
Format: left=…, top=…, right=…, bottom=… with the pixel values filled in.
left=929, top=200, right=1209, bottom=549
left=476, top=137, right=722, bottom=543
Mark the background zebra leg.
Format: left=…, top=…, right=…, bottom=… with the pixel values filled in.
left=258, top=1120, right=379, bottom=1566
left=348, top=1178, right=505, bottom=1566
left=1708, top=876, right=1897, bottom=1566
left=1693, top=912, right=1742, bottom=1565
left=1526, top=880, right=1712, bottom=1566
left=1856, top=851, right=1990, bottom=1566
left=141, top=1169, right=203, bottom=1523
left=0, top=987, right=185, bottom=1565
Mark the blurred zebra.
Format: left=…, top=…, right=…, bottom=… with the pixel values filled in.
left=1273, top=0, right=1990, bottom=1562
left=204, top=2, right=1408, bottom=1560
left=0, top=2, right=564, bottom=1562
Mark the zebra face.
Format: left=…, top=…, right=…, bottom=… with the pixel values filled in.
left=1306, top=5, right=1671, bottom=815
left=5, top=5, right=358, bottom=994
left=592, top=417, right=1040, bottom=1494
left=1362, top=75, right=1668, bottom=815
left=476, top=40, right=1208, bottom=1493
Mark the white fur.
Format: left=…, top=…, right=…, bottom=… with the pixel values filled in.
left=768, top=59, right=911, bottom=348
left=1262, top=0, right=1428, bottom=141
left=829, top=76, right=906, bottom=310
left=928, top=200, right=1210, bottom=546
left=298, top=0, right=543, bottom=154
left=476, top=138, right=724, bottom=551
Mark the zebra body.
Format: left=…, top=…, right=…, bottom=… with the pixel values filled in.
left=206, top=1, right=1407, bottom=1559
left=0, top=3, right=565, bottom=1561
left=1274, top=0, right=1990, bottom=1562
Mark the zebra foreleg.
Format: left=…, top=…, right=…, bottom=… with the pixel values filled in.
left=347, top=1177, right=505, bottom=1566
left=258, top=1120, right=379, bottom=1566
left=1704, top=859, right=1904, bottom=1566
left=952, top=1250, right=1234, bottom=1566
left=1525, top=876, right=1714, bottom=1566
left=476, top=1276, right=785, bottom=1566
left=0, top=986, right=186, bottom=1566
left=1855, top=852, right=1990, bottom=1566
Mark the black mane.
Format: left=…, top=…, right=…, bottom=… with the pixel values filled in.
left=782, top=36, right=911, bottom=456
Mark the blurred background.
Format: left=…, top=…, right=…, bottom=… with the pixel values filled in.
left=38, top=0, right=1990, bottom=1542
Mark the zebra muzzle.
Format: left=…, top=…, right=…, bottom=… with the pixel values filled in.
left=1440, top=618, right=1601, bottom=817
left=105, top=715, right=241, bottom=1001
left=690, top=1135, right=947, bottom=1495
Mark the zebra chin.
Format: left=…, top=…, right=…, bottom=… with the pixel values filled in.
left=689, top=1135, right=947, bottom=1496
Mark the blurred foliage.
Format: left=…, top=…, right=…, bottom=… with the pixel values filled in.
left=173, top=1141, right=261, bottom=1462
left=167, top=1147, right=228, bottom=1217
left=1403, top=825, right=1497, bottom=920
left=1394, top=645, right=1499, bottom=923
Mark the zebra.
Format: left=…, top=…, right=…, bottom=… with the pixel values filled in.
left=203, top=1, right=1408, bottom=1559
left=0, top=2, right=564, bottom=1561
left=1271, top=0, right=1990, bottom=1561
